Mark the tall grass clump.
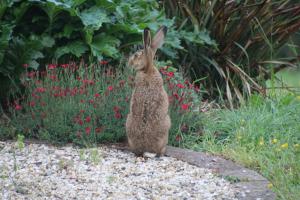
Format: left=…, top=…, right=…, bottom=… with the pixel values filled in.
left=163, top=0, right=300, bottom=105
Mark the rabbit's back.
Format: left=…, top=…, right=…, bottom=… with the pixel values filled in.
left=126, top=70, right=170, bottom=155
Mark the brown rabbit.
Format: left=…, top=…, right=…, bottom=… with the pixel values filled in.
left=126, top=26, right=171, bottom=157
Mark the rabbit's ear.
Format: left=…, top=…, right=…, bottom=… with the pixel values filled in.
left=151, top=26, right=167, bottom=54
left=143, top=28, right=151, bottom=50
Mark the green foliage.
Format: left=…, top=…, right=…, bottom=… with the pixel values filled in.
left=163, top=0, right=300, bottom=105
left=182, top=94, right=300, bottom=200
left=0, top=0, right=182, bottom=103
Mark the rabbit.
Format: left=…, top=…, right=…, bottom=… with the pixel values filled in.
left=126, top=26, right=171, bottom=157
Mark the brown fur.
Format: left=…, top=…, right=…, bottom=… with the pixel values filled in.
left=126, top=26, right=170, bottom=156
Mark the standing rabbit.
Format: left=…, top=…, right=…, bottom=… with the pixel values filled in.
left=126, top=26, right=171, bottom=157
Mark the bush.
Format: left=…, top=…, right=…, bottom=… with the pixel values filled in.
left=3, top=61, right=202, bottom=146
left=0, top=0, right=182, bottom=104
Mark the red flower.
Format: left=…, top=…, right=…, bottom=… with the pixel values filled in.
left=167, top=72, right=174, bottom=78
left=94, top=93, right=100, bottom=98
left=80, top=99, right=85, bottom=103
left=181, top=104, right=189, bottom=111
left=85, top=116, right=91, bottom=123
left=27, top=72, right=36, bottom=78
left=95, top=127, right=103, bottom=134
left=23, top=64, right=29, bottom=68
left=113, top=106, right=120, bottom=112
left=176, top=83, right=185, bottom=89
left=173, top=93, right=180, bottom=100
left=35, top=87, right=46, bottom=93
left=82, top=79, right=95, bottom=86
left=47, top=64, right=57, bottom=70
left=80, top=109, right=85, bottom=113
left=119, top=80, right=126, bottom=87
left=108, top=85, right=113, bottom=91
left=29, top=101, right=36, bottom=107
left=175, top=135, right=182, bottom=142
left=15, top=104, right=22, bottom=111
left=89, top=99, right=94, bottom=104
left=78, top=119, right=83, bottom=126
left=107, top=86, right=113, bottom=91
left=60, top=64, right=69, bottom=69
left=40, top=102, right=46, bottom=106
left=114, top=112, right=122, bottom=119
left=50, top=75, right=57, bottom=81
left=100, top=60, right=108, bottom=65
left=85, top=127, right=91, bottom=135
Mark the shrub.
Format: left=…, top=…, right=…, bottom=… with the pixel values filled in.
left=0, top=0, right=182, bottom=104
left=4, top=61, right=202, bottom=145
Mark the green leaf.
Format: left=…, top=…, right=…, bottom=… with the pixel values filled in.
left=55, top=41, right=88, bottom=58
left=41, top=35, right=55, bottom=48
left=79, top=6, right=110, bottom=30
left=0, top=24, right=14, bottom=64
left=91, top=34, right=120, bottom=59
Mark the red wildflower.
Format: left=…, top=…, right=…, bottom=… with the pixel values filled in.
left=119, top=80, right=126, bottom=87
left=80, top=110, right=85, bottom=113
left=47, top=64, right=57, bottom=70
left=85, top=127, right=91, bottom=135
left=35, top=87, right=46, bottom=93
left=78, top=119, right=83, bottom=126
left=181, top=104, right=189, bottom=111
left=113, top=106, right=120, bottom=112
left=95, top=127, right=103, bottom=134
left=89, top=99, right=94, bottom=104
left=29, top=101, right=36, bottom=107
left=107, top=86, right=113, bottom=91
left=176, top=83, right=185, bottom=89
left=82, top=79, right=95, bottom=86
left=23, top=64, right=29, bottom=68
left=60, top=64, right=69, bottom=69
left=40, top=102, right=46, bottom=107
left=167, top=72, right=174, bottom=78
left=114, top=112, right=122, bottom=119
left=173, top=93, right=180, bottom=100
left=100, top=60, right=108, bottom=65
left=85, top=116, right=91, bottom=123
left=15, top=104, right=22, bottom=111
left=50, top=75, right=57, bottom=81
left=80, top=99, right=85, bottom=103
left=94, top=93, right=100, bottom=98
left=175, top=135, right=182, bottom=142
left=27, top=72, right=36, bottom=78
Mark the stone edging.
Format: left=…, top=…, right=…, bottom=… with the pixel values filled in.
left=165, top=146, right=276, bottom=200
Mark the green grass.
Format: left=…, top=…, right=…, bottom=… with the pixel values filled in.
left=181, top=93, right=300, bottom=200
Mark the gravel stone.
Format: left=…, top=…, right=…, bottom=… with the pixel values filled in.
left=0, top=141, right=238, bottom=200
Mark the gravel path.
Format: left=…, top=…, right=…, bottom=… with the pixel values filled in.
left=0, top=141, right=238, bottom=200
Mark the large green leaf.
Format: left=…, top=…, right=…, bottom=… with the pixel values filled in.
left=0, top=24, right=14, bottom=64
left=91, top=34, right=120, bottom=59
left=78, top=6, right=110, bottom=30
left=55, top=41, right=88, bottom=58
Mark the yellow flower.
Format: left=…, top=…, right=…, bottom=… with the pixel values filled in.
left=259, top=137, right=264, bottom=146
left=294, top=144, right=300, bottom=150
left=280, top=143, right=288, bottom=149
left=267, top=183, right=273, bottom=189
left=240, top=119, right=246, bottom=126
left=297, top=96, right=300, bottom=101
left=271, top=138, right=278, bottom=144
